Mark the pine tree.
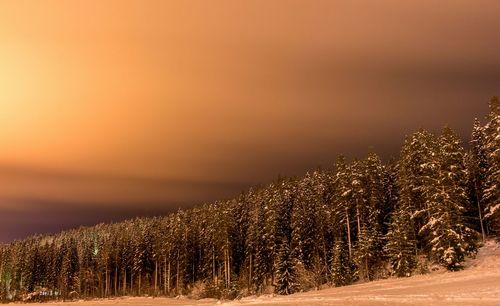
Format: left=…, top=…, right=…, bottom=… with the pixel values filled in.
left=332, top=156, right=354, bottom=259
left=271, top=179, right=297, bottom=293
left=246, top=189, right=271, bottom=293
left=385, top=207, right=416, bottom=277
left=420, top=127, right=478, bottom=270
left=291, top=173, right=319, bottom=269
left=382, top=160, right=399, bottom=235
left=397, top=129, right=439, bottom=252
left=467, top=119, right=488, bottom=240
left=483, top=97, right=500, bottom=237
left=354, top=153, right=385, bottom=280
left=330, top=236, right=353, bottom=286
left=60, top=238, right=80, bottom=298
left=274, top=241, right=298, bottom=295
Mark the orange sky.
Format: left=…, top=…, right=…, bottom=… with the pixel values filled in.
left=0, top=0, right=499, bottom=241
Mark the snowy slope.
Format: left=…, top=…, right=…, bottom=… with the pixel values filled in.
left=12, top=240, right=500, bottom=306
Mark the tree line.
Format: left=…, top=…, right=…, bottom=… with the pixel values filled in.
left=0, top=98, right=498, bottom=302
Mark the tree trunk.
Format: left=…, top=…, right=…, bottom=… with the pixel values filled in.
left=218, top=265, right=222, bottom=287
left=130, top=273, right=133, bottom=295
left=224, top=248, right=229, bottom=288
left=105, top=266, right=109, bottom=297
left=474, top=181, right=486, bottom=242
left=123, top=269, right=127, bottom=295
left=346, top=208, right=352, bottom=258
left=138, top=271, right=142, bottom=296
left=176, top=250, right=180, bottom=295
left=114, top=266, right=118, bottom=296
left=154, top=260, right=158, bottom=295
left=164, top=256, right=167, bottom=295
left=322, top=238, right=329, bottom=279
left=365, top=256, right=369, bottom=281
left=212, top=248, right=216, bottom=284
left=248, top=252, right=252, bottom=291
left=167, top=260, right=171, bottom=294
left=100, top=273, right=104, bottom=298
left=356, top=205, right=362, bottom=238
left=227, top=248, right=231, bottom=287
left=192, top=259, right=195, bottom=284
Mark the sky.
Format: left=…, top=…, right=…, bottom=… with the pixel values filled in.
left=0, top=0, right=499, bottom=242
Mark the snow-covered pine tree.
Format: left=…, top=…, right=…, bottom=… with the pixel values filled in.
left=354, top=153, right=385, bottom=280
left=397, top=129, right=439, bottom=252
left=329, top=157, right=357, bottom=284
left=332, top=156, right=354, bottom=259
left=0, top=245, right=10, bottom=297
left=382, top=160, right=399, bottom=235
left=440, top=127, right=479, bottom=257
left=274, top=241, right=298, bottom=295
left=19, top=239, right=36, bottom=294
left=420, top=127, right=478, bottom=270
left=271, top=179, right=296, bottom=289
left=330, top=236, right=353, bottom=286
left=483, top=97, right=500, bottom=237
left=309, top=170, right=332, bottom=287
left=385, top=205, right=417, bottom=277
left=262, top=185, right=279, bottom=289
left=467, top=119, right=489, bottom=240
left=229, top=195, right=250, bottom=282
left=291, top=173, right=319, bottom=270
left=246, top=189, right=271, bottom=293
left=60, top=238, right=80, bottom=298
left=351, top=159, right=369, bottom=280
left=386, top=130, right=438, bottom=275
left=171, top=210, right=188, bottom=295
left=185, top=208, right=202, bottom=289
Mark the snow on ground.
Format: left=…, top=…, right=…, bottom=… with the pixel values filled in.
left=12, top=240, right=500, bottom=306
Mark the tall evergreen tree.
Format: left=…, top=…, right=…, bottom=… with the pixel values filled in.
left=483, top=97, right=500, bottom=237
left=467, top=119, right=489, bottom=240
left=246, top=190, right=271, bottom=293
left=382, top=160, right=399, bottom=235
left=397, top=129, right=439, bottom=252
left=420, top=127, right=478, bottom=270
left=291, top=173, right=319, bottom=269
left=385, top=206, right=417, bottom=277
left=274, top=241, right=298, bottom=295
left=330, top=236, right=353, bottom=286
left=354, top=153, right=385, bottom=280
left=332, top=156, right=354, bottom=259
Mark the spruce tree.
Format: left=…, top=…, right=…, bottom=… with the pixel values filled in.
left=382, top=161, right=399, bottom=235
left=468, top=119, right=488, bottom=240
left=420, top=127, right=478, bottom=270
left=397, top=129, right=439, bottom=252
left=356, top=153, right=385, bottom=280
left=291, top=173, right=319, bottom=269
left=332, top=156, right=354, bottom=259
left=246, top=190, right=270, bottom=292
left=274, top=241, right=298, bottom=295
left=483, top=97, right=500, bottom=237
left=385, top=206, right=416, bottom=277
left=330, top=236, right=353, bottom=286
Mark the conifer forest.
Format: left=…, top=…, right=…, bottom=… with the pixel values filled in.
left=0, top=98, right=498, bottom=302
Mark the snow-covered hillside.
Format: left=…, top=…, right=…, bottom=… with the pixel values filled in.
left=11, top=240, right=500, bottom=306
